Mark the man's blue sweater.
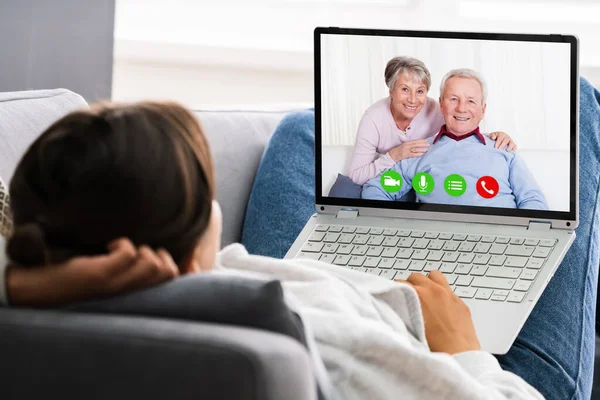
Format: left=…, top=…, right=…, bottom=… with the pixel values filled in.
left=361, top=134, right=549, bottom=210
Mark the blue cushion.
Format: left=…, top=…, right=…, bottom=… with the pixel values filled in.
left=328, top=173, right=362, bottom=198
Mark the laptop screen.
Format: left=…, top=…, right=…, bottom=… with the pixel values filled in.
left=315, top=28, right=578, bottom=226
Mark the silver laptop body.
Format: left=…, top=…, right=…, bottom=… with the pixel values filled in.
left=286, top=27, right=579, bottom=355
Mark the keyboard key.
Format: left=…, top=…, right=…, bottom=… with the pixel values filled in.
left=408, top=260, right=426, bottom=271
left=481, top=235, right=496, bottom=243
left=455, top=264, right=473, bottom=275
left=398, top=238, right=415, bottom=248
left=380, top=270, right=397, bottom=279
left=397, top=229, right=412, bottom=237
left=328, top=226, right=343, bottom=233
left=539, top=239, right=556, bottom=247
left=467, top=235, right=482, bottom=242
left=394, top=270, right=412, bottom=280
left=319, top=254, right=336, bottom=263
left=367, top=236, right=384, bottom=246
left=458, top=253, right=475, bottom=263
left=425, top=232, right=439, bottom=239
left=301, top=242, right=324, bottom=252
left=427, top=250, right=444, bottom=261
left=333, top=255, right=351, bottom=266
left=356, top=227, right=370, bottom=234
left=510, top=238, right=525, bottom=245
left=412, top=250, right=429, bottom=260
left=383, top=228, right=397, bottom=236
left=533, top=247, right=552, bottom=258
left=381, top=247, right=398, bottom=258
left=297, top=252, right=321, bottom=260
left=352, top=267, right=367, bottom=273
left=427, top=240, right=445, bottom=250
left=424, top=261, right=442, bottom=272
left=473, top=243, right=492, bottom=254
left=382, top=237, right=399, bottom=247
left=338, top=234, right=355, bottom=244
left=489, top=244, right=507, bottom=254
left=507, top=291, right=526, bottom=303
left=486, top=266, right=522, bottom=279
left=438, top=232, right=453, bottom=240
left=505, top=245, right=535, bottom=257
left=309, top=232, right=326, bottom=242
left=369, top=228, right=383, bottom=235
left=351, top=245, right=368, bottom=256
left=315, top=224, right=329, bottom=232
left=393, top=260, right=411, bottom=270
left=521, top=269, right=539, bottom=280
left=411, top=231, right=426, bottom=238
left=442, top=273, right=458, bottom=284
left=471, top=265, right=488, bottom=276
left=442, top=252, right=460, bottom=262
left=443, top=241, right=460, bottom=251
left=491, top=294, right=507, bottom=302
left=363, top=257, right=381, bottom=268
left=493, top=289, right=510, bottom=297
left=366, top=246, right=384, bottom=257
left=324, top=233, right=340, bottom=243
left=366, top=268, right=381, bottom=276
left=413, top=239, right=430, bottom=249
left=337, top=244, right=354, bottom=255
left=504, top=256, right=528, bottom=268
left=475, top=288, right=493, bottom=300
left=342, top=226, right=357, bottom=233
left=322, top=243, right=339, bottom=253
left=473, top=254, right=491, bottom=265
left=495, top=236, right=510, bottom=244
left=455, top=287, right=477, bottom=298
left=524, top=238, right=540, bottom=246
left=348, top=256, right=366, bottom=267
left=379, top=258, right=396, bottom=269
left=453, top=234, right=467, bottom=241
left=526, top=258, right=544, bottom=269
left=353, top=235, right=369, bottom=245
left=456, top=276, right=474, bottom=286
left=472, top=277, right=516, bottom=290
left=440, top=263, right=457, bottom=273
left=489, top=255, right=506, bottom=266
left=513, top=281, right=532, bottom=292
left=458, top=242, right=476, bottom=252
left=396, top=248, right=414, bottom=259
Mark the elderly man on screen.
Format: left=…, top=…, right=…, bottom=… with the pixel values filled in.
left=361, top=68, right=549, bottom=210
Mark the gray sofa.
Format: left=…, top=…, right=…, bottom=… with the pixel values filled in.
left=0, top=89, right=316, bottom=400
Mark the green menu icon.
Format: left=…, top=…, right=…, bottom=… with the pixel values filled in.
left=444, top=174, right=466, bottom=196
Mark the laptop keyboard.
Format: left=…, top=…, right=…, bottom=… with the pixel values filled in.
left=297, top=224, right=556, bottom=303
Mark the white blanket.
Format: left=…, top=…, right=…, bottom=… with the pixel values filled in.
left=216, top=244, right=544, bottom=400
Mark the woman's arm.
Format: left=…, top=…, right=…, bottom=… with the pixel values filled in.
left=488, top=131, right=518, bottom=151
left=1, top=237, right=179, bottom=307
left=348, top=117, right=396, bottom=185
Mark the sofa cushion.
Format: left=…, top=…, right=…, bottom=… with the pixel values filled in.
left=0, top=176, right=12, bottom=238
left=328, top=173, right=362, bottom=198
left=65, top=272, right=308, bottom=346
left=0, top=89, right=88, bottom=183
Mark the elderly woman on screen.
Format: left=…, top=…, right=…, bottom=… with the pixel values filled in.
left=348, top=56, right=516, bottom=185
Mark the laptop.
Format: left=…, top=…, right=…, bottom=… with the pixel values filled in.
left=285, top=27, right=579, bottom=355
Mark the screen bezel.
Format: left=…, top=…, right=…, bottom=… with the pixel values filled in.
left=314, top=27, right=579, bottom=229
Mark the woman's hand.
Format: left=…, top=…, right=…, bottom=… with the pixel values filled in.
left=396, top=271, right=481, bottom=355
left=489, top=131, right=517, bottom=151
left=6, top=238, right=179, bottom=306
left=388, top=139, right=430, bottom=162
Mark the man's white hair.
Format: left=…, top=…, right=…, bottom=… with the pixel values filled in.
left=439, top=68, right=487, bottom=104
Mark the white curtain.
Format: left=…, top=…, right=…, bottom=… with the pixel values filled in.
left=320, top=34, right=572, bottom=152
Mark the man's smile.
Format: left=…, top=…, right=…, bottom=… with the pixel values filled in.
left=454, top=116, right=469, bottom=121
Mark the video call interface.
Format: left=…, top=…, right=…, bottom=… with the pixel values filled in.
left=319, top=33, right=573, bottom=213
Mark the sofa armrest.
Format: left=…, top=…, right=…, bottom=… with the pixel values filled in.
left=0, top=308, right=316, bottom=400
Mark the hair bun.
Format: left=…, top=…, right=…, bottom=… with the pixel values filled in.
left=6, top=223, right=48, bottom=267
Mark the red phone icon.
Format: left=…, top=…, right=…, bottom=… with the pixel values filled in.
left=476, top=176, right=499, bottom=199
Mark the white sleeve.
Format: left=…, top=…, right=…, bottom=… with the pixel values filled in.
left=0, top=235, right=9, bottom=305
